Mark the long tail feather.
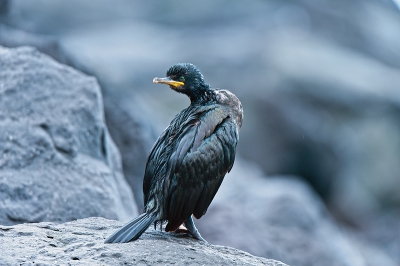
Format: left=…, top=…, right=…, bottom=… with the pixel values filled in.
left=104, top=213, right=156, bottom=243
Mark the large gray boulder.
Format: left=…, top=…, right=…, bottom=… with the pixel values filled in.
left=0, top=217, right=287, bottom=266
left=196, top=160, right=387, bottom=266
left=0, top=46, right=137, bottom=225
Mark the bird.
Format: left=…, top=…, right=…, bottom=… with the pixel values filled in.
left=105, top=63, right=243, bottom=243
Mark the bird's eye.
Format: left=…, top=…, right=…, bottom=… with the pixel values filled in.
left=179, top=76, right=185, bottom=82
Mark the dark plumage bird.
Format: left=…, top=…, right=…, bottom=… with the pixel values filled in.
left=105, top=63, right=243, bottom=243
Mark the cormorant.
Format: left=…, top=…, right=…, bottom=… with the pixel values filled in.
left=105, top=63, right=243, bottom=243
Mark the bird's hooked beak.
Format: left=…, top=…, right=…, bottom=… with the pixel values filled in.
left=153, top=77, right=184, bottom=88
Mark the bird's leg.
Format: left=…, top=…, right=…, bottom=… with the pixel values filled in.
left=184, top=216, right=207, bottom=242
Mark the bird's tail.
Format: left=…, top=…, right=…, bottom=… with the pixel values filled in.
left=104, top=212, right=157, bottom=243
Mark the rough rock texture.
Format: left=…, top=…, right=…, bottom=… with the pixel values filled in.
left=196, top=160, right=381, bottom=266
left=0, top=217, right=287, bottom=266
left=0, top=46, right=137, bottom=225
left=104, top=93, right=157, bottom=211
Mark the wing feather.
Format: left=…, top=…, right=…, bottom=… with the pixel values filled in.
left=165, top=113, right=239, bottom=230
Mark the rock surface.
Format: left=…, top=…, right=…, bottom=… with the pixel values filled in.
left=196, top=160, right=369, bottom=266
left=0, top=46, right=137, bottom=225
left=0, top=217, right=287, bottom=266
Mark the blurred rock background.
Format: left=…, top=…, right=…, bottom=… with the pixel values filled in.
left=1, top=0, right=400, bottom=265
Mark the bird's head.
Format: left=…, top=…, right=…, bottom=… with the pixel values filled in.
left=153, top=63, right=210, bottom=102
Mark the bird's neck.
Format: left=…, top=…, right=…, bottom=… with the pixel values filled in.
left=188, top=84, right=215, bottom=105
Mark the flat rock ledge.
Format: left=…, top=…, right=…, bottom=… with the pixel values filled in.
left=0, top=217, right=287, bottom=266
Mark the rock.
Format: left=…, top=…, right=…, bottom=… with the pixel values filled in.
left=0, top=12, right=153, bottom=213
left=0, top=7, right=158, bottom=213
left=352, top=210, right=400, bottom=265
left=0, top=46, right=137, bottom=225
left=345, top=228, right=399, bottom=266
left=274, top=0, right=400, bottom=69
left=0, top=217, right=287, bottom=266
left=196, top=160, right=366, bottom=266
left=0, top=17, right=156, bottom=212
left=104, top=93, right=157, bottom=211
left=239, top=31, right=400, bottom=220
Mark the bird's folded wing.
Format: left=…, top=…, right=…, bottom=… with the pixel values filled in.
left=142, top=128, right=169, bottom=204
left=142, top=106, right=215, bottom=203
left=165, top=115, right=239, bottom=231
